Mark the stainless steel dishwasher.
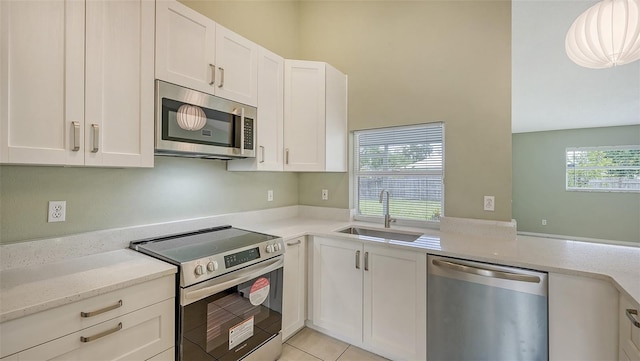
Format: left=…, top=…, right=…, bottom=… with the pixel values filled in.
left=427, top=255, right=548, bottom=361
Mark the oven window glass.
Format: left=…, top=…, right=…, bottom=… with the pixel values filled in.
left=162, top=98, right=238, bottom=147
left=181, top=267, right=283, bottom=361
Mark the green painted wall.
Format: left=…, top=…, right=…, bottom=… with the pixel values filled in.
left=0, top=158, right=298, bottom=243
left=512, top=125, right=640, bottom=243
left=294, top=1, right=512, bottom=222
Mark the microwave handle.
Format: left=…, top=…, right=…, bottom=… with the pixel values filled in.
left=240, top=107, right=245, bottom=156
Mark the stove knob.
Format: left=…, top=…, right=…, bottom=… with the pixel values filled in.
left=194, top=264, right=204, bottom=276
left=274, top=243, right=281, bottom=252
left=266, top=244, right=274, bottom=253
left=207, top=261, right=218, bottom=272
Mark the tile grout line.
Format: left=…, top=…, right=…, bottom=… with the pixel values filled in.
left=283, top=342, right=323, bottom=361
left=334, top=344, right=351, bottom=361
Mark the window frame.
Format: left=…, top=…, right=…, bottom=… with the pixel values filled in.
left=565, top=145, right=640, bottom=193
left=352, top=122, right=445, bottom=228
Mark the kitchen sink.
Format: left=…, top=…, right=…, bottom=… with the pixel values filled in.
left=338, top=226, right=422, bottom=242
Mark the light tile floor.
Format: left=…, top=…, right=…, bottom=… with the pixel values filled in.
left=280, top=328, right=389, bottom=361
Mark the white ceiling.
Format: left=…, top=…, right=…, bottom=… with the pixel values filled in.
left=511, top=0, right=640, bottom=133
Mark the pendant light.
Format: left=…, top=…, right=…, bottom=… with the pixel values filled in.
left=176, top=104, right=207, bottom=131
left=565, top=0, right=640, bottom=69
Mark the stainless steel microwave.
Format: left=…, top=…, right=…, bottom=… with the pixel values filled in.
left=155, top=80, right=256, bottom=159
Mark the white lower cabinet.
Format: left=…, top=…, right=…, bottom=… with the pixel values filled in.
left=0, top=276, right=175, bottom=361
left=18, top=299, right=173, bottom=361
left=310, top=236, right=426, bottom=361
left=548, top=272, right=619, bottom=361
left=620, top=294, right=640, bottom=361
left=282, top=236, right=307, bottom=340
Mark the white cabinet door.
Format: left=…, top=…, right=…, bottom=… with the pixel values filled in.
left=228, top=46, right=283, bottom=171
left=84, top=0, right=154, bottom=167
left=549, top=272, right=619, bottom=361
left=363, top=245, right=427, bottom=361
left=620, top=295, right=640, bottom=361
left=18, top=298, right=174, bottom=361
left=214, top=25, right=258, bottom=107
left=312, top=237, right=363, bottom=344
left=284, top=60, right=326, bottom=172
left=0, top=0, right=85, bottom=165
left=155, top=0, right=216, bottom=95
left=283, top=60, right=347, bottom=172
left=282, top=237, right=306, bottom=340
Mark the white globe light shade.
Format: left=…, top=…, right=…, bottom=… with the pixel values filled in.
left=176, top=104, right=207, bottom=131
left=565, top=0, right=640, bottom=69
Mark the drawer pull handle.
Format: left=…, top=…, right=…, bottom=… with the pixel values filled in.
left=355, top=250, right=361, bottom=269
left=626, top=309, right=640, bottom=328
left=209, top=64, right=216, bottom=85
left=80, top=322, right=122, bottom=343
left=80, top=300, right=122, bottom=318
left=286, top=240, right=301, bottom=246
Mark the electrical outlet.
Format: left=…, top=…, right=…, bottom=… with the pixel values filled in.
left=483, top=196, right=495, bottom=211
left=267, top=190, right=274, bottom=202
left=542, top=219, right=547, bottom=226
left=48, top=201, right=66, bottom=222
left=322, top=189, right=329, bottom=201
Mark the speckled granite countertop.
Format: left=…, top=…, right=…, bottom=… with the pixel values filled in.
left=1, top=212, right=637, bottom=324
left=0, top=249, right=176, bottom=323
left=239, top=218, right=640, bottom=307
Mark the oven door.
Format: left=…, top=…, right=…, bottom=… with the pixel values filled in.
left=179, top=256, right=283, bottom=361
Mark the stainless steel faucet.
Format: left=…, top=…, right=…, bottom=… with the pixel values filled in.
left=378, top=189, right=396, bottom=228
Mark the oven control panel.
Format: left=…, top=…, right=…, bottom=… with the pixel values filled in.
left=182, top=238, right=284, bottom=287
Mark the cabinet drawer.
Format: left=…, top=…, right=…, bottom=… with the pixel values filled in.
left=620, top=295, right=640, bottom=361
left=0, top=275, right=174, bottom=357
left=17, top=298, right=174, bottom=361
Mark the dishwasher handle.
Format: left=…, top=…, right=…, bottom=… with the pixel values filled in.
left=432, top=258, right=541, bottom=283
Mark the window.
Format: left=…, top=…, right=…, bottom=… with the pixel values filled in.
left=566, top=146, right=640, bottom=192
left=353, top=123, right=444, bottom=224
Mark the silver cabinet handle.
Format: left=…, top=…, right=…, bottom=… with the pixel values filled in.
left=72, top=121, right=80, bottom=151
left=209, top=64, right=216, bottom=85
left=355, top=250, right=361, bottom=269
left=285, top=148, right=290, bottom=164
left=626, top=309, right=640, bottom=328
left=364, top=251, right=369, bottom=271
left=80, top=322, right=122, bottom=343
left=432, top=259, right=541, bottom=283
left=90, top=124, right=99, bottom=153
left=286, top=239, right=301, bottom=246
left=80, top=300, right=123, bottom=318
left=218, top=67, right=224, bottom=88
left=259, top=146, right=265, bottom=163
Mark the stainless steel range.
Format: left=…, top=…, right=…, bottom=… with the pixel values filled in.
left=130, top=225, right=284, bottom=361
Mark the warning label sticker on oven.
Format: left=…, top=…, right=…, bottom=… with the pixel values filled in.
left=229, top=316, right=254, bottom=350
left=249, top=277, right=270, bottom=306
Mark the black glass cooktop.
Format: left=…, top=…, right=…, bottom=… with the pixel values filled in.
left=131, top=226, right=277, bottom=263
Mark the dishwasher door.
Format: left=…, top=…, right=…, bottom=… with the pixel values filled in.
left=427, top=255, right=548, bottom=361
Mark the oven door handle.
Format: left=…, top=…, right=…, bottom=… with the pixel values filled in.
left=182, top=256, right=283, bottom=305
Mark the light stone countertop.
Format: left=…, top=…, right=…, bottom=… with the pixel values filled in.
left=0, top=249, right=176, bottom=323
left=0, top=209, right=638, bottom=324
left=239, top=217, right=640, bottom=307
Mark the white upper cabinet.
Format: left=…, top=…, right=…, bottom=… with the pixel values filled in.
left=228, top=47, right=284, bottom=171
left=0, top=0, right=85, bottom=166
left=214, top=25, right=258, bottom=107
left=0, top=0, right=154, bottom=167
left=84, top=0, right=154, bottom=167
left=155, top=0, right=216, bottom=96
left=155, top=0, right=258, bottom=107
left=284, top=60, right=347, bottom=172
